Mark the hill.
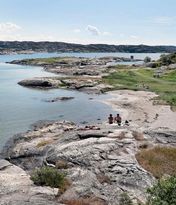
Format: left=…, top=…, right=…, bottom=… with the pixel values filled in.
left=0, top=41, right=176, bottom=54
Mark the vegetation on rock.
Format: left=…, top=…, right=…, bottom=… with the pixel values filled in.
left=17, top=57, right=78, bottom=65
left=144, top=56, right=151, bottom=63
left=31, top=166, right=67, bottom=189
left=146, top=176, right=176, bottom=205
left=158, top=53, right=176, bottom=66
left=136, top=146, right=176, bottom=178
left=119, top=193, right=133, bottom=205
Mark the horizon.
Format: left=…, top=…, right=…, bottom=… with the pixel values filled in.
left=0, top=0, right=176, bottom=45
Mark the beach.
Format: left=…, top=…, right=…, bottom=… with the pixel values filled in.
left=103, top=90, right=176, bottom=131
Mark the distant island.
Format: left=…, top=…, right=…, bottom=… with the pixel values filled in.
left=0, top=41, right=176, bottom=54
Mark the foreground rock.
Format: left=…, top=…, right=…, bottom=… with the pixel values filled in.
left=0, top=159, right=60, bottom=205
left=2, top=121, right=155, bottom=204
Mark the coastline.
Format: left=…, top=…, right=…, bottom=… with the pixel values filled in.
left=1, top=89, right=176, bottom=204
left=1, top=54, right=176, bottom=204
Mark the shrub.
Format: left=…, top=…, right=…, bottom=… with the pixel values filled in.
left=146, top=176, right=176, bottom=205
left=119, top=193, right=133, bottom=205
left=144, top=56, right=151, bottom=63
left=31, top=166, right=66, bottom=188
left=136, top=146, right=176, bottom=178
left=159, top=53, right=176, bottom=66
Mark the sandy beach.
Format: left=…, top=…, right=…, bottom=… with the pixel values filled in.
left=103, top=90, right=176, bottom=131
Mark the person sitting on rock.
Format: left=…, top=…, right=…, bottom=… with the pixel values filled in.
left=108, top=114, right=114, bottom=124
left=114, top=114, right=122, bottom=126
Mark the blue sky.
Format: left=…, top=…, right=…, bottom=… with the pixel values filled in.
left=0, top=0, right=175, bottom=45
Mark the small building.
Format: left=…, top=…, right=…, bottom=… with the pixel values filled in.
left=130, top=55, right=134, bottom=60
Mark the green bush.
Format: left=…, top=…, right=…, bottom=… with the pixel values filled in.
left=144, top=56, right=151, bottom=63
left=31, top=166, right=66, bottom=188
left=147, top=176, right=176, bottom=205
left=119, top=193, right=133, bottom=205
left=159, top=53, right=176, bottom=66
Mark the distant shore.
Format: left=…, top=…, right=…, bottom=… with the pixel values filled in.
left=1, top=41, right=176, bottom=54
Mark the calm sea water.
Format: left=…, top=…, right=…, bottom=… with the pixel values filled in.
left=0, top=52, right=162, bottom=63
left=0, top=52, right=162, bottom=148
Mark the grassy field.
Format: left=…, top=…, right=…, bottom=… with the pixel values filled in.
left=136, top=146, right=176, bottom=178
left=103, top=66, right=176, bottom=107
left=21, top=57, right=79, bottom=65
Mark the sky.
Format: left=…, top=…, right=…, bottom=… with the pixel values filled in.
left=0, top=0, right=176, bottom=45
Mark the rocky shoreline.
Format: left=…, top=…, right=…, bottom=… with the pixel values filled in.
left=1, top=120, right=176, bottom=204
left=1, top=120, right=155, bottom=205
left=10, top=56, right=140, bottom=94
left=1, top=56, right=176, bottom=205
left=1, top=89, right=176, bottom=204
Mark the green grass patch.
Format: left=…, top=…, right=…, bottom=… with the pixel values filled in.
left=103, top=67, right=176, bottom=107
left=22, top=57, right=77, bottom=65
left=161, top=70, right=176, bottom=82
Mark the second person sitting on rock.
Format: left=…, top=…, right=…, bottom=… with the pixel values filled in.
left=114, top=114, right=122, bottom=126
left=108, top=114, right=114, bottom=124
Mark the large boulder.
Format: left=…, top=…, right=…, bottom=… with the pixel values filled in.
left=18, top=79, right=53, bottom=88
left=0, top=160, right=60, bottom=205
